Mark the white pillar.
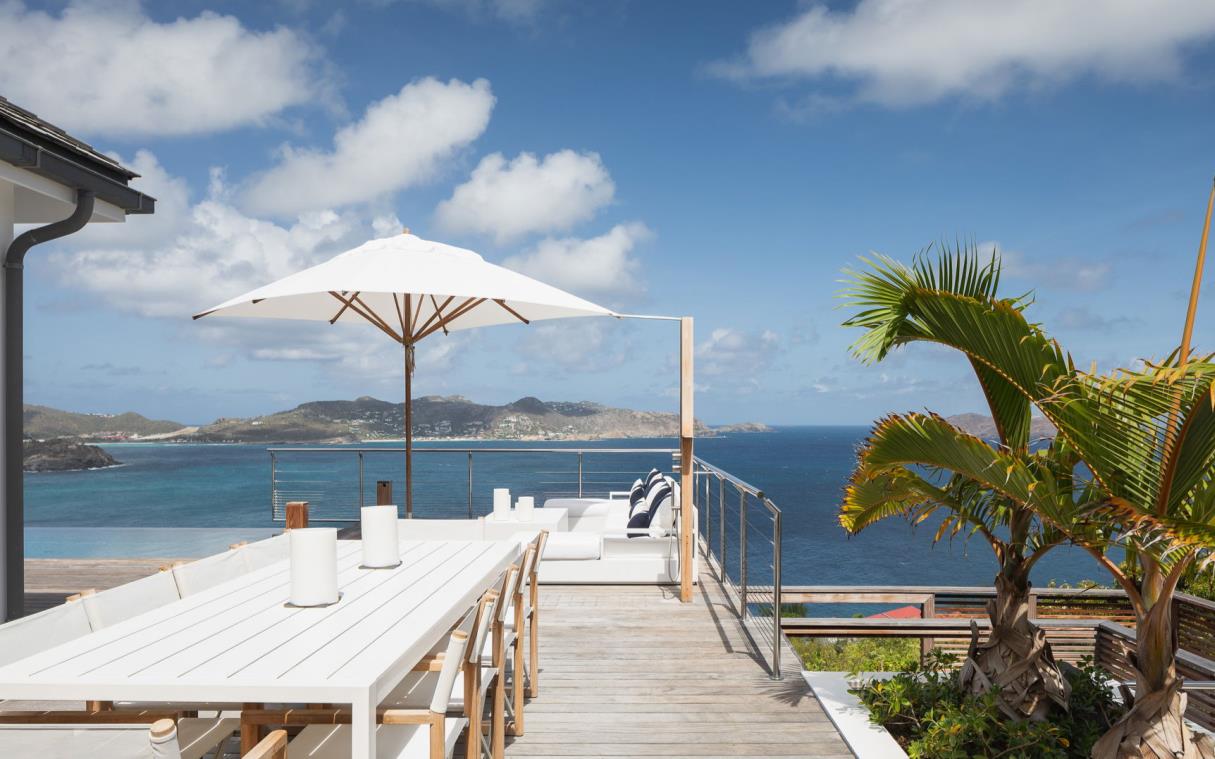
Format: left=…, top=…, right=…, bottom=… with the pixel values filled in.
left=0, top=181, right=13, bottom=621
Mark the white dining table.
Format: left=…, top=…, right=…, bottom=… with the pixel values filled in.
left=0, top=538, right=520, bottom=759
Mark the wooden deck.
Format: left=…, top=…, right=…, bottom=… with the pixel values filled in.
left=20, top=560, right=853, bottom=758
left=505, top=576, right=852, bottom=758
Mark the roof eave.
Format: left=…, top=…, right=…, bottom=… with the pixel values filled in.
left=0, top=127, right=155, bottom=215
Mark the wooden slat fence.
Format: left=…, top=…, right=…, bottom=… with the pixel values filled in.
left=1096, top=622, right=1215, bottom=731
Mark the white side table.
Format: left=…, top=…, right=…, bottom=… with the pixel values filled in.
left=484, top=506, right=568, bottom=540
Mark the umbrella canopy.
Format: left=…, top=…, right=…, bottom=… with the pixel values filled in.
left=195, top=231, right=615, bottom=515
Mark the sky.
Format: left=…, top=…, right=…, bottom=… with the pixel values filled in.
left=6, top=0, right=1215, bottom=426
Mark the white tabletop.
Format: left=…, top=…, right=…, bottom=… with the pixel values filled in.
left=0, top=538, right=520, bottom=759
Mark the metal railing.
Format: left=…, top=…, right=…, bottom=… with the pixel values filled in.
left=268, top=446, right=677, bottom=521
left=692, top=456, right=784, bottom=680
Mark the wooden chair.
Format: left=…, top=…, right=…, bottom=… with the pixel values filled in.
left=242, top=628, right=473, bottom=758
left=507, top=531, right=548, bottom=700
left=383, top=588, right=499, bottom=759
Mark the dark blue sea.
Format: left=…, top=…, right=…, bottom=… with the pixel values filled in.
left=23, top=427, right=1110, bottom=589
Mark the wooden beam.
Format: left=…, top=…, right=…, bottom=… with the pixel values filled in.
left=413, top=297, right=486, bottom=342
left=376, top=481, right=392, bottom=506
left=328, top=291, right=359, bottom=324
left=679, top=316, right=694, bottom=603
left=413, top=295, right=455, bottom=339
left=430, top=295, right=450, bottom=335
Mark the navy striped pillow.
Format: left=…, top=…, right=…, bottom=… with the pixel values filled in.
left=626, top=508, right=652, bottom=538
left=628, top=478, right=645, bottom=509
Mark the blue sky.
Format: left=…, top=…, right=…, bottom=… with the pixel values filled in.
left=6, top=0, right=1215, bottom=426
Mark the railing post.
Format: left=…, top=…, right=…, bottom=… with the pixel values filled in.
left=739, top=490, right=748, bottom=618
left=376, top=480, right=392, bottom=506
left=467, top=451, right=474, bottom=518
left=285, top=501, right=309, bottom=530
left=577, top=451, right=583, bottom=497
left=921, top=595, right=936, bottom=662
left=701, top=464, right=709, bottom=545
left=357, top=451, right=365, bottom=509
left=269, top=451, right=277, bottom=521
left=771, top=505, right=782, bottom=680
left=718, top=474, right=725, bottom=580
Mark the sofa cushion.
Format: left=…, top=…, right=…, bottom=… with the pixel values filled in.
left=649, top=485, right=675, bottom=538
left=643, top=468, right=663, bottom=491
left=628, top=479, right=645, bottom=510
left=626, top=508, right=651, bottom=538
left=543, top=532, right=602, bottom=560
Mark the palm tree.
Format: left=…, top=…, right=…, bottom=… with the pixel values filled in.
left=840, top=250, right=1076, bottom=720
left=841, top=243, right=1215, bottom=758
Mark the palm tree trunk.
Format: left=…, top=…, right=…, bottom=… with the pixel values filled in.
left=1092, top=597, right=1215, bottom=758
left=958, top=565, right=1070, bottom=721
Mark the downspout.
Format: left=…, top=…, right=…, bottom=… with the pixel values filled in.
left=1, top=189, right=94, bottom=620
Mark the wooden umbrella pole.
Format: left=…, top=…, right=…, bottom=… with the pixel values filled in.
left=404, top=340, right=413, bottom=518
left=1161, top=176, right=1215, bottom=514
left=1180, top=177, right=1215, bottom=366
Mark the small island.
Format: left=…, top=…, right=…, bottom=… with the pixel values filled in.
left=23, top=438, right=119, bottom=472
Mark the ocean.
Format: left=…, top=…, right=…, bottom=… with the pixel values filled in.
left=24, top=427, right=1110, bottom=588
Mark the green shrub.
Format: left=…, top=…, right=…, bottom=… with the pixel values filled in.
left=793, top=636, right=919, bottom=672
left=852, top=652, right=1124, bottom=758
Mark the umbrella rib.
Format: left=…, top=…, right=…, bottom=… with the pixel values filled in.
left=392, top=293, right=408, bottom=337
left=414, top=295, right=455, bottom=339
left=328, top=291, right=359, bottom=325
left=414, top=297, right=485, bottom=342
left=328, top=291, right=403, bottom=343
left=493, top=299, right=530, bottom=325
left=351, top=293, right=403, bottom=340
left=430, top=295, right=450, bottom=336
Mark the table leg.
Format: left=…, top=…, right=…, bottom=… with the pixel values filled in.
left=353, top=692, right=376, bottom=759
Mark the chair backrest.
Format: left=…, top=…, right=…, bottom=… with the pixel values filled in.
left=240, top=534, right=290, bottom=572
left=148, top=718, right=182, bottom=759
left=516, top=546, right=537, bottom=600
left=467, top=590, right=498, bottom=666
left=430, top=629, right=470, bottom=714
left=170, top=547, right=248, bottom=597
left=496, top=566, right=520, bottom=625
left=81, top=570, right=181, bottom=630
left=0, top=599, right=92, bottom=667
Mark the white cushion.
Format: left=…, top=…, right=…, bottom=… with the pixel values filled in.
left=539, top=498, right=614, bottom=519
left=0, top=599, right=92, bottom=666
left=289, top=719, right=467, bottom=758
left=82, top=570, right=181, bottom=630
left=0, top=718, right=235, bottom=759
left=541, top=533, right=601, bottom=561
left=603, top=502, right=631, bottom=534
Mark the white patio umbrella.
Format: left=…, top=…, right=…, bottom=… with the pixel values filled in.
left=194, top=231, right=614, bottom=515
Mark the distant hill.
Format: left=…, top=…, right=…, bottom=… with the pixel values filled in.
left=191, top=395, right=771, bottom=443
left=24, top=404, right=187, bottom=440
left=946, top=413, right=1056, bottom=440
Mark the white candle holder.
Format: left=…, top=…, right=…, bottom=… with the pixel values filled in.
left=516, top=496, right=534, bottom=522
left=360, top=505, right=401, bottom=569
left=493, top=488, right=511, bottom=519
left=288, top=528, right=340, bottom=608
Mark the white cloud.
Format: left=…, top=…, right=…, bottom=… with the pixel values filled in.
left=516, top=320, right=631, bottom=373
left=696, top=328, right=780, bottom=378
left=388, top=0, right=547, bottom=23
left=716, top=0, right=1215, bottom=107
left=0, top=1, right=327, bottom=136
left=503, top=223, right=649, bottom=298
left=243, top=78, right=495, bottom=216
left=435, top=150, right=614, bottom=243
left=48, top=154, right=368, bottom=318
left=990, top=242, right=1112, bottom=292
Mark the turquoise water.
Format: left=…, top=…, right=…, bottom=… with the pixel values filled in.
left=24, top=428, right=1110, bottom=587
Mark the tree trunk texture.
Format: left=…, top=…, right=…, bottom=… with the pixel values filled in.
left=1091, top=601, right=1215, bottom=759
left=958, top=571, right=1071, bottom=721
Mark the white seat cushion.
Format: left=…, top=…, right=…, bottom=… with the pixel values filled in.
left=288, top=719, right=467, bottom=759
left=386, top=668, right=496, bottom=712
left=240, top=533, right=290, bottom=571
left=82, top=570, right=181, bottom=630
left=0, top=717, right=236, bottom=759
left=541, top=533, right=601, bottom=561
left=0, top=600, right=93, bottom=666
